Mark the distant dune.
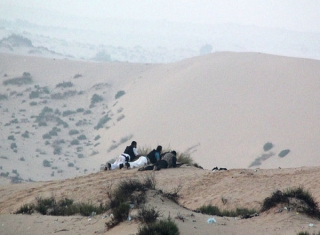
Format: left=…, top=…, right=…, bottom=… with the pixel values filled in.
left=0, top=52, right=319, bottom=183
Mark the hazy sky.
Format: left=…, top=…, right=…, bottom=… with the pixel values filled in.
left=1, top=0, right=320, bottom=32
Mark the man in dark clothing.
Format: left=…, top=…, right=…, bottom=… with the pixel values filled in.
left=105, top=141, right=140, bottom=170
left=139, top=151, right=177, bottom=171
left=125, top=145, right=162, bottom=169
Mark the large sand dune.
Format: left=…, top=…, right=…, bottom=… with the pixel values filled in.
left=0, top=52, right=320, bottom=234
left=0, top=52, right=319, bottom=183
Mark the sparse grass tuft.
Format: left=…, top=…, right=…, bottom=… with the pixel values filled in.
left=198, top=204, right=257, bottom=217
left=136, top=206, right=160, bottom=224
left=94, top=114, right=111, bottom=130
left=263, top=142, right=273, bottom=151
left=262, top=187, right=320, bottom=218
left=137, top=217, right=180, bottom=235
left=16, top=197, right=108, bottom=216
left=3, top=72, right=33, bottom=86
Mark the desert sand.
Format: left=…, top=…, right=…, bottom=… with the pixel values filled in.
left=0, top=52, right=320, bottom=234
left=1, top=166, right=320, bottom=235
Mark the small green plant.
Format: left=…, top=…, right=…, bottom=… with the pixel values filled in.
left=198, top=204, right=257, bottom=217
left=94, top=114, right=111, bottom=130
left=263, top=142, right=273, bottom=151
left=76, top=108, right=84, bottom=112
left=115, top=90, right=125, bottom=99
left=77, top=134, right=87, bottom=140
left=16, top=197, right=108, bottom=216
left=137, top=217, right=180, bottom=235
left=136, top=206, right=160, bottom=224
left=21, top=131, right=29, bottom=138
left=279, top=149, right=290, bottom=157
left=68, top=163, right=74, bottom=167
left=70, top=139, right=80, bottom=145
left=29, top=101, right=37, bottom=106
left=3, top=72, right=33, bottom=86
left=262, top=187, right=320, bottom=218
left=10, top=142, right=17, bottom=150
left=8, top=135, right=15, bottom=141
left=73, top=74, right=82, bottom=79
left=56, top=81, right=73, bottom=88
left=42, top=133, right=51, bottom=139
left=0, top=94, right=8, bottom=100
left=43, top=160, right=51, bottom=167
left=62, top=110, right=76, bottom=117
left=69, top=129, right=79, bottom=135
left=94, top=135, right=101, bottom=141
left=90, top=94, right=103, bottom=107
left=29, top=90, right=40, bottom=99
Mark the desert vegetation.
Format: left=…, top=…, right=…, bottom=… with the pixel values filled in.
left=3, top=72, right=33, bottom=86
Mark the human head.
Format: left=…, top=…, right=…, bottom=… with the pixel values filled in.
left=156, top=145, right=162, bottom=153
left=171, top=150, right=176, bottom=156
left=131, top=141, right=137, bottom=148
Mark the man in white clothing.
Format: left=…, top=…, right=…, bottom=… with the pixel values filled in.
left=105, top=141, right=140, bottom=170
left=125, top=145, right=162, bottom=169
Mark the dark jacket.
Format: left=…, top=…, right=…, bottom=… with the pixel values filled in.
left=124, top=145, right=135, bottom=161
left=147, top=149, right=160, bottom=164
left=161, top=152, right=177, bottom=168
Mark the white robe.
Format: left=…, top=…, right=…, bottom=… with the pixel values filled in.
left=128, top=156, right=148, bottom=169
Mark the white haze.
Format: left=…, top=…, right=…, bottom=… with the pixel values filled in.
left=0, top=1, right=320, bottom=63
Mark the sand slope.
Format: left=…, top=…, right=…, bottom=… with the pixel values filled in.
left=0, top=52, right=319, bottom=183
left=1, top=166, right=320, bottom=235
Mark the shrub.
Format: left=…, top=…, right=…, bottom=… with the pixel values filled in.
left=73, top=74, right=82, bottom=79
left=262, top=187, right=320, bottom=218
left=15, top=197, right=108, bottom=216
left=136, top=206, right=160, bottom=224
left=21, top=131, right=29, bottom=138
left=29, top=101, right=37, bottom=106
left=56, top=81, right=73, bottom=88
left=94, top=114, right=111, bottom=130
left=68, top=163, right=74, bottom=167
left=117, top=114, right=125, bottom=122
left=49, top=130, right=58, bottom=136
left=69, top=129, right=79, bottom=135
left=137, top=218, right=180, bottom=235
left=70, top=139, right=80, bottom=145
left=10, top=142, right=17, bottom=150
left=53, top=146, right=62, bottom=155
left=29, top=90, right=40, bottom=99
left=84, top=110, right=92, bottom=115
left=90, top=94, right=103, bottom=107
left=15, top=204, right=34, bottom=214
left=8, top=135, right=15, bottom=141
left=42, top=133, right=51, bottom=139
left=77, top=134, right=86, bottom=140
left=3, top=72, right=33, bottom=86
left=279, top=149, right=290, bottom=157
left=76, top=108, right=84, bottom=112
left=177, top=152, right=193, bottom=165
left=0, top=94, right=8, bottom=100
left=43, top=160, right=51, bottom=167
left=78, top=154, right=84, bottom=158
left=115, top=90, right=125, bottom=99
left=198, top=204, right=257, bottom=217
left=94, top=135, right=101, bottom=141
left=62, top=110, right=75, bottom=117
left=263, top=142, right=273, bottom=151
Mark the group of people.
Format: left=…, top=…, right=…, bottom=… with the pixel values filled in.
left=104, top=141, right=177, bottom=171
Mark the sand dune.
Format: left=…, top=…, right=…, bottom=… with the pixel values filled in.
left=0, top=52, right=319, bottom=183
left=0, top=52, right=320, bottom=234
left=1, top=166, right=320, bottom=235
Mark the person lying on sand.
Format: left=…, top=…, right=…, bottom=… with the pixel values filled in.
left=138, top=150, right=177, bottom=171
left=105, top=141, right=140, bottom=170
left=125, top=145, right=162, bottom=169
